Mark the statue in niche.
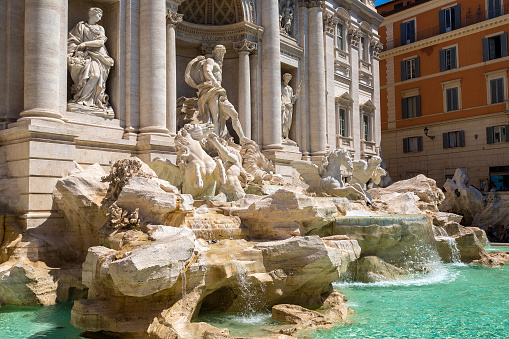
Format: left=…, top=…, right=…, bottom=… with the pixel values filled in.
left=67, top=7, right=114, bottom=117
left=281, top=73, right=300, bottom=146
left=280, top=2, right=293, bottom=35
left=185, top=45, right=250, bottom=144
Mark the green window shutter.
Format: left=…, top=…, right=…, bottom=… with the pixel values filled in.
left=416, top=95, right=421, bottom=117
left=403, top=138, right=409, bottom=153
left=402, top=98, right=408, bottom=119
left=443, top=132, right=449, bottom=149
left=418, top=136, right=423, bottom=151
left=501, top=33, right=508, bottom=58
left=459, top=130, right=465, bottom=147
left=439, top=9, right=446, bottom=34
left=451, top=47, right=457, bottom=69
left=439, top=49, right=445, bottom=71
left=400, top=23, right=407, bottom=46
left=486, top=126, right=495, bottom=144
left=453, top=5, right=461, bottom=29
left=482, top=38, right=489, bottom=61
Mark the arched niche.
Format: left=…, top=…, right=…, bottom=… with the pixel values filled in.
left=178, top=0, right=256, bottom=25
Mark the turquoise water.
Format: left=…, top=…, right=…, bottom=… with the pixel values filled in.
left=0, top=302, right=82, bottom=339
left=1, top=246, right=508, bottom=338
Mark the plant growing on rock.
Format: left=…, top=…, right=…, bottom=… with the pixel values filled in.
left=101, top=158, right=154, bottom=200
left=107, top=202, right=140, bottom=230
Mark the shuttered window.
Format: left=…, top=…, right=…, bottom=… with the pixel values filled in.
left=439, top=5, right=461, bottom=34
left=482, top=33, right=508, bottom=61
left=400, top=57, right=420, bottom=81
left=443, top=130, right=465, bottom=148
left=490, top=78, right=505, bottom=104
left=488, top=0, right=502, bottom=19
left=403, top=136, right=423, bottom=153
left=439, top=47, right=457, bottom=71
left=487, top=125, right=509, bottom=144
left=446, top=87, right=459, bottom=111
left=401, top=95, right=421, bottom=119
left=400, top=20, right=415, bottom=46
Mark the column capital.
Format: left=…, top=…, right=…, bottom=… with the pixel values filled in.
left=233, top=39, right=258, bottom=54
left=300, top=0, right=325, bottom=9
left=166, top=0, right=185, bottom=11
left=166, top=8, right=183, bottom=26
left=323, top=13, right=339, bottom=36
left=348, top=27, right=361, bottom=48
left=370, top=39, right=383, bottom=58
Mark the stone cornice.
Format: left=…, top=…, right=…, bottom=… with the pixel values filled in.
left=381, top=14, right=509, bottom=59
left=281, top=35, right=304, bottom=60
left=166, top=9, right=183, bottom=26
left=233, top=39, right=258, bottom=53
left=176, top=21, right=264, bottom=44
left=298, top=0, right=325, bottom=8
left=166, top=0, right=185, bottom=12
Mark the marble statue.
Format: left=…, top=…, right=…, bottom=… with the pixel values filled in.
left=185, top=45, right=250, bottom=144
left=241, top=141, right=285, bottom=186
left=281, top=73, right=300, bottom=144
left=150, top=123, right=226, bottom=200
left=67, top=7, right=114, bottom=117
left=208, top=134, right=247, bottom=201
left=351, top=156, right=386, bottom=188
left=280, top=4, right=293, bottom=35
left=292, top=150, right=371, bottom=203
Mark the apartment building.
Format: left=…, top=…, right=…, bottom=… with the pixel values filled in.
left=377, top=0, right=509, bottom=190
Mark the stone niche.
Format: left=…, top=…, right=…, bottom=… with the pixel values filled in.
left=280, top=63, right=299, bottom=143
left=67, top=0, right=121, bottom=120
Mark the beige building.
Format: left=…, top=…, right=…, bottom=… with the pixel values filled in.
left=0, top=0, right=383, bottom=231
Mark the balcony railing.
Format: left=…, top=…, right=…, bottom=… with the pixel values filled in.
left=384, top=4, right=509, bottom=51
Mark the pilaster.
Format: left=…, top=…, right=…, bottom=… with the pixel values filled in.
left=349, top=27, right=361, bottom=160
left=166, top=9, right=183, bottom=136
left=324, top=13, right=339, bottom=150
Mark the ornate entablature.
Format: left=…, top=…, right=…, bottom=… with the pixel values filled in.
left=176, top=21, right=263, bottom=44
left=281, top=36, right=304, bottom=62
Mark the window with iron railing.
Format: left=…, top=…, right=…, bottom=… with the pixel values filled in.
left=385, top=4, right=509, bottom=51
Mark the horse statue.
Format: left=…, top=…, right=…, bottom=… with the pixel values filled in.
left=291, top=149, right=371, bottom=203
left=149, top=123, right=226, bottom=200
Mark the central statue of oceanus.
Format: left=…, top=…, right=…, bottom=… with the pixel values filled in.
left=185, top=45, right=250, bottom=144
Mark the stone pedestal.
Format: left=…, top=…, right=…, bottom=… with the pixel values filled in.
left=263, top=145, right=302, bottom=182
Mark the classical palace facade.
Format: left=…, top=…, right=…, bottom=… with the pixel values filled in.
left=0, top=0, right=382, bottom=229
left=378, top=0, right=509, bottom=189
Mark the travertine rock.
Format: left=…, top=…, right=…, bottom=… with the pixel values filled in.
left=236, top=189, right=337, bottom=239
left=116, top=176, right=190, bottom=225
left=272, top=304, right=331, bottom=326
left=0, top=149, right=21, bottom=213
left=442, top=222, right=490, bottom=263
left=333, top=215, right=436, bottom=269
left=369, top=174, right=445, bottom=213
left=440, top=168, right=485, bottom=224
left=350, top=256, right=406, bottom=283
left=53, top=162, right=109, bottom=260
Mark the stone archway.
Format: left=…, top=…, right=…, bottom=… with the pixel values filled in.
left=178, top=0, right=252, bottom=25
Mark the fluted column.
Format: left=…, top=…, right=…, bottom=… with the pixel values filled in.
left=324, top=13, right=339, bottom=149
left=166, top=9, right=183, bottom=136
left=139, top=0, right=168, bottom=136
left=234, top=39, right=257, bottom=140
left=308, top=1, right=327, bottom=156
left=20, top=0, right=65, bottom=122
left=298, top=2, right=310, bottom=155
left=261, top=0, right=282, bottom=148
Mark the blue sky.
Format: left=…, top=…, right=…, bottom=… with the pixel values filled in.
left=375, top=0, right=393, bottom=6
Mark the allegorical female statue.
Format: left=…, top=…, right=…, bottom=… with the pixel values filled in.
left=281, top=73, right=300, bottom=145
left=68, top=7, right=114, bottom=117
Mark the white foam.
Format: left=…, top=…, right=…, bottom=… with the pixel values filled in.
left=345, top=210, right=378, bottom=216
left=334, top=263, right=460, bottom=288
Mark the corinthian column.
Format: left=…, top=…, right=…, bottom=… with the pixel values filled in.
left=166, top=9, right=183, bottom=136
left=234, top=39, right=257, bottom=140
left=308, top=0, right=327, bottom=157
left=261, top=0, right=282, bottom=148
left=139, top=0, right=168, bottom=136
left=20, top=0, right=65, bottom=122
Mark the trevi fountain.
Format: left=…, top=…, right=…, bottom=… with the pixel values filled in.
left=1, top=1, right=509, bottom=339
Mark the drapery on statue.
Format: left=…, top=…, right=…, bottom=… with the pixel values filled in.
left=185, top=45, right=250, bottom=144
left=68, top=7, right=114, bottom=117
left=281, top=73, right=300, bottom=143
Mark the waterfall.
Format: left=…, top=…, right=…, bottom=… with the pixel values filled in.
left=229, top=254, right=265, bottom=314
left=433, top=226, right=461, bottom=263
